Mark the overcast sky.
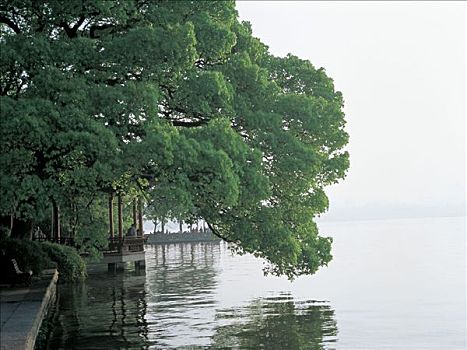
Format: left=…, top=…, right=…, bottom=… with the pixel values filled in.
left=236, top=1, right=466, bottom=221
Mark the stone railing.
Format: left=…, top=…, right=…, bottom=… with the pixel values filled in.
left=33, top=237, right=75, bottom=246
left=107, top=237, right=145, bottom=254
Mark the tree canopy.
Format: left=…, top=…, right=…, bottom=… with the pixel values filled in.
left=0, top=0, right=349, bottom=278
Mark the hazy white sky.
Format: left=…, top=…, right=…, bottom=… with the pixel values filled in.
left=237, top=1, right=466, bottom=220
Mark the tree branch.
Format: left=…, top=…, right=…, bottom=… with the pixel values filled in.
left=72, top=15, right=86, bottom=32
left=171, top=119, right=208, bottom=127
left=206, top=221, right=236, bottom=244
left=89, top=23, right=115, bottom=38
left=60, top=15, right=85, bottom=38
left=0, top=15, right=21, bottom=34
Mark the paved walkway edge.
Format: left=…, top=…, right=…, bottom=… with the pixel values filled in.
left=1, top=269, right=58, bottom=350
left=27, top=269, right=58, bottom=350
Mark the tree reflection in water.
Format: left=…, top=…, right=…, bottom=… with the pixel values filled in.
left=44, top=243, right=338, bottom=349
left=211, top=295, right=337, bottom=350
left=145, top=243, right=338, bottom=349
left=46, top=271, right=149, bottom=349
left=144, top=243, right=221, bottom=348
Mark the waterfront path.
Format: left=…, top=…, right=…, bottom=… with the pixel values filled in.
left=0, top=269, right=58, bottom=350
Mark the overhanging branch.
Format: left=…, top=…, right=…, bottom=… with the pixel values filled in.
left=60, top=15, right=85, bottom=38
left=0, top=15, right=21, bottom=34
left=206, top=221, right=235, bottom=244
left=171, top=119, right=208, bottom=127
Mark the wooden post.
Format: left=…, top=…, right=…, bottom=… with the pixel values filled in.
left=109, top=193, right=114, bottom=239
left=117, top=194, right=123, bottom=241
left=137, top=197, right=144, bottom=236
left=132, top=198, right=137, bottom=226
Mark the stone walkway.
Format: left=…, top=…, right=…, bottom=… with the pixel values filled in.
left=0, top=269, right=58, bottom=350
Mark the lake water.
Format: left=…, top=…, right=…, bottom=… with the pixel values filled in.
left=43, top=217, right=465, bottom=349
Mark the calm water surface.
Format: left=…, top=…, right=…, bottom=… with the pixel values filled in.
left=45, top=217, right=465, bottom=349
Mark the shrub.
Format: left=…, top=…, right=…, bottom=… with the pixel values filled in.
left=0, top=239, right=87, bottom=282
left=40, top=242, right=87, bottom=282
left=0, top=239, right=49, bottom=275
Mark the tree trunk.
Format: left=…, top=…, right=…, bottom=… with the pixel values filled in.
left=10, top=217, right=34, bottom=240
left=0, top=215, right=13, bottom=238
left=52, top=200, right=60, bottom=242
left=132, top=198, right=137, bottom=226
left=109, top=193, right=114, bottom=239
left=117, top=194, right=123, bottom=241
left=153, top=219, right=157, bottom=234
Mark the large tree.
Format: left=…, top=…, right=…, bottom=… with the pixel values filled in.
left=0, top=1, right=348, bottom=278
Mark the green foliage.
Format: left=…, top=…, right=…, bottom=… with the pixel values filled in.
left=40, top=242, right=86, bottom=282
left=1, top=1, right=349, bottom=279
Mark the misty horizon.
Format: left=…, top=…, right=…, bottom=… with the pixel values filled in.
left=237, top=1, right=466, bottom=222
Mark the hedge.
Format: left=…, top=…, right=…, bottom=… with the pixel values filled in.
left=0, top=239, right=86, bottom=282
left=40, top=242, right=86, bottom=281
